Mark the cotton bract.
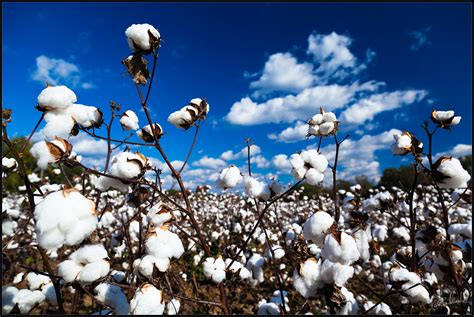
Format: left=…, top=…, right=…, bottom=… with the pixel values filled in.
left=30, top=137, right=73, bottom=170
left=34, top=189, right=98, bottom=249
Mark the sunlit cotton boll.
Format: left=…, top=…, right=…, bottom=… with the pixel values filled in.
left=434, top=156, right=471, bottom=189
left=319, top=260, right=355, bottom=286
left=130, top=283, right=165, bottom=315
left=30, top=138, right=72, bottom=170
left=203, top=257, right=226, bottom=283
left=217, top=165, right=243, bottom=189
left=2, top=157, right=17, bottom=171
left=293, top=257, right=323, bottom=298
left=12, top=289, right=46, bottom=314
left=137, top=123, right=163, bottom=142
left=303, top=211, right=334, bottom=247
left=391, top=133, right=412, bottom=155
left=244, top=176, right=271, bottom=201
left=125, top=23, right=161, bottom=53
left=145, top=226, right=185, bottom=272
left=431, top=110, right=462, bottom=128
left=34, top=189, right=98, bottom=250
left=166, top=299, right=181, bottom=315
left=120, top=110, right=139, bottom=131
left=94, top=283, right=130, bottom=315
left=109, top=151, right=149, bottom=180
left=321, top=231, right=360, bottom=265
left=336, top=286, right=359, bottom=315
left=68, top=104, right=102, bottom=129
left=42, top=111, right=76, bottom=139
left=37, top=85, right=77, bottom=111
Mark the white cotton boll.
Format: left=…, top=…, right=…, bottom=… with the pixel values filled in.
left=147, top=207, right=173, bottom=227
left=306, top=152, right=328, bottom=173
left=167, top=109, right=194, bottom=129
left=309, top=114, right=323, bottom=125
left=403, top=282, right=431, bottom=304
left=449, top=116, right=461, bottom=126
left=125, top=23, right=160, bottom=52
left=2, top=157, right=17, bottom=170
left=2, top=219, right=17, bottom=237
left=217, top=165, right=242, bottom=189
left=26, top=272, right=50, bottom=291
left=58, top=260, right=83, bottom=283
left=70, top=244, right=108, bottom=264
left=133, top=255, right=156, bottom=279
left=94, top=283, right=130, bottom=315
left=95, top=176, right=129, bottom=193
left=203, top=257, right=226, bottom=284
left=265, top=245, right=285, bottom=260
left=30, top=141, right=56, bottom=170
left=120, top=110, right=139, bottom=131
left=320, top=260, right=354, bottom=286
left=392, top=134, right=412, bottom=155
left=392, top=227, right=411, bottom=242
left=109, top=152, right=148, bottom=180
left=2, top=286, right=19, bottom=314
left=291, top=167, right=307, bottom=181
left=13, top=289, right=46, bottom=314
left=319, top=122, right=335, bottom=136
left=303, top=211, right=334, bottom=247
left=68, top=104, right=102, bottom=128
left=166, top=299, right=181, bottom=315
left=353, top=228, right=371, bottom=261
left=130, top=283, right=165, bottom=315
left=289, top=153, right=305, bottom=169
left=244, top=176, right=271, bottom=200
left=146, top=228, right=185, bottom=261
left=308, top=125, right=319, bottom=136
left=372, top=224, right=388, bottom=242
left=258, top=301, right=280, bottom=315
left=247, top=254, right=266, bottom=283
left=42, top=111, right=76, bottom=139
left=305, top=168, right=324, bottom=185
left=322, top=232, right=360, bottom=265
left=293, top=258, right=322, bottom=298
left=37, top=85, right=77, bottom=110
left=435, top=157, right=471, bottom=189
left=337, top=286, right=359, bottom=315
left=13, top=272, right=24, bottom=284
left=78, top=260, right=110, bottom=283
left=322, top=112, right=337, bottom=123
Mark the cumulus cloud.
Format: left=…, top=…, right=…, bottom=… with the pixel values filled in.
left=271, top=154, right=292, bottom=173
left=340, top=90, right=428, bottom=125
left=408, top=26, right=432, bottom=51
left=192, top=156, right=227, bottom=169
left=32, top=55, right=93, bottom=89
left=249, top=52, right=314, bottom=96
left=225, top=81, right=381, bottom=125
left=435, top=144, right=472, bottom=159
left=268, top=121, right=308, bottom=143
left=250, top=155, right=270, bottom=168
left=310, top=128, right=403, bottom=182
left=220, top=145, right=261, bottom=160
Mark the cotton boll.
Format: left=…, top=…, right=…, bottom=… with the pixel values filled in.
left=130, top=283, right=165, bottom=315
left=392, top=133, right=412, bottom=155
left=353, top=227, right=371, bottom=261
left=26, top=272, right=51, bottom=291
left=291, top=166, right=307, bottom=181
left=322, top=232, right=360, bottom=265
left=431, top=110, right=462, bottom=128
left=137, top=123, right=164, bottom=142
left=58, top=260, right=82, bottom=283
left=42, top=112, right=76, bottom=139
left=290, top=153, right=305, bottom=169
left=133, top=255, right=157, bottom=279
left=309, top=113, right=323, bottom=125
left=167, top=109, right=194, bottom=130
left=247, top=254, right=266, bottom=284
left=305, top=168, right=324, bottom=185
left=2, top=286, right=19, bottom=314
left=2, top=157, right=17, bottom=171
left=13, top=289, right=46, bottom=314
left=319, top=260, right=355, bottom=286
left=95, top=176, right=129, bottom=193
left=264, top=245, right=285, bottom=260
left=322, top=112, right=337, bottom=122
left=13, top=272, right=24, bottom=284
left=244, top=176, right=271, bottom=201
left=109, top=152, right=149, bottom=179
left=146, top=227, right=185, bottom=260
left=2, top=219, right=17, bottom=237
left=336, top=286, right=359, bottom=315
left=434, top=157, right=471, bottom=189
left=303, top=211, right=334, bottom=247
left=203, top=257, right=226, bottom=284
left=94, top=283, right=130, bottom=315
left=258, top=300, right=280, bottom=315
left=293, top=258, right=322, bottom=298
left=217, top=165, right=243, bottom=189
left=30, top=141, right=58, bottom=170
left=319, top=122, right=335, bottom=136
left=306, top=152, right=328, bottom=173
left=37, top=85, right=77, bottom=111
left=68, top=104, right=102, bottom=128
left=41, top=283, right=57, bottom=306
left=125, top=23, right=161, bottom=52
left=166, top=299, right=181, bottom=315
left=78, top=260, right=110, bottom=283
left=448, top=222, right=472, bottom=239
left=120, top=110, right=139, bottom=131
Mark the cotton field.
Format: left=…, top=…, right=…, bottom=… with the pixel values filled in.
left=2, top=22, right=472, bottom=315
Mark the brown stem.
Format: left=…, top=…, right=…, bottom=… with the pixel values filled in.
left=80, top=128, right=154, bottom=147
left=332, top=134, right=349, bottom=224
left=20, top=113, right=44, bottom=153
left=178, top=124, right=200, bottom=174
left=408, top=164, right=419, bottom=272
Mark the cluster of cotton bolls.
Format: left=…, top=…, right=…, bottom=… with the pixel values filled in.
left=168, top=98, right=210, bottom=130
left=35, top=85, right=103, bottom=139
left=243, top=176, right=285, bottom=201
left=290, top=149, right=328, bottom=185
left=307, top=109, right=339, bottom=137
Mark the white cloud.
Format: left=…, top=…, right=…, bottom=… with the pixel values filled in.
left=250, top=155, right=270, bottom=168
left=32, top=55, right=93, bottom=89
left=70, top=136, right=108, bottom=156
left=408, top=26, right=432, bottom=51
left=220, top=144, right=261, bottom=160
left=309, top=128, right=402, bottom=182
left=307, top=32, right=368, bottom=82
left=271, top=154, right=292, bottom=173
left=192, top=156, right=227, bottom=169
left=249, top=52, right=314, bottom=95
left=225, top=81, right=380, bottom=125
left=268, top=120, right=308, bottom=143
left=340, top=90, right=428, bottom=125
left=435, top=144, right=472, bottom=159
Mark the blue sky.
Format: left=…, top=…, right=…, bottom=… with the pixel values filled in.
left=2, top=2, right=472, bottom=188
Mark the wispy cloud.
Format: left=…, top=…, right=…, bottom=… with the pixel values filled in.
left=31, top=55, right=94, bottom=89
left=408, top=26, right=432, bottom=51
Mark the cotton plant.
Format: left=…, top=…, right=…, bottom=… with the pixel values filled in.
left=307, top=108, right=339, bottom=137
left=168, top=98, right=210, bottom=130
